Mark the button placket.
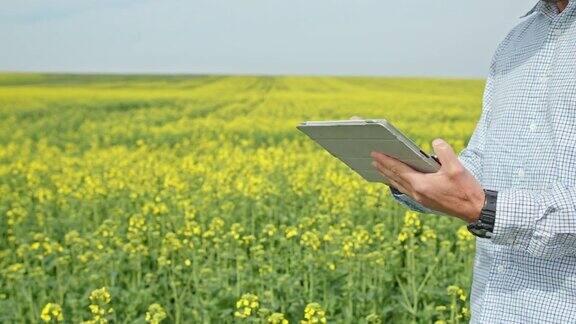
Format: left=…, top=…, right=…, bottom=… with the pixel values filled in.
left=510, top=155, right=529, bottom=186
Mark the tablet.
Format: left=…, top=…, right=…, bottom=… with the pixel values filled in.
left=297, top=119, right=441, bottom=183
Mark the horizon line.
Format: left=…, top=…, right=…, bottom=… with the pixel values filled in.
left=0, top=70, right=486, bottom=81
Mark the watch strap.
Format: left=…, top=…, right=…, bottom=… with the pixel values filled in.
left=467, top=189, right=498, bottom=238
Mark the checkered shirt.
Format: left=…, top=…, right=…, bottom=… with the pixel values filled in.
left=391, top=1, right=576, bottom=322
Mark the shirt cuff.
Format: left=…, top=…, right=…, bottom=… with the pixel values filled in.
left=388, top=186, right=444, bottom=215
left=389, top=185, right=403, bottom=196
left=491, top=188, right=538, bottom=245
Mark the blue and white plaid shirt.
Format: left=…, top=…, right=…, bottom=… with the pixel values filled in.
left=391, top=1, right=576, bottom=322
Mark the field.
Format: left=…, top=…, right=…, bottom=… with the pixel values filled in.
left=0, top=73, right=485, bottom=323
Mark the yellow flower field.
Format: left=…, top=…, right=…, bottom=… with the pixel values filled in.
left=0, top=73, right=484, bottom=323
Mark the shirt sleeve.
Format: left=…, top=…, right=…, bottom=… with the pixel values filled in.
left=457, top=48, right=497, bottom=184
left=477, top=31, right=576, bottom=260
left=389, top=186, right=446, bottom=215
left=491, top=183, right=576, bottom=260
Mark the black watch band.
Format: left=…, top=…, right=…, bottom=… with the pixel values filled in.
left=467, top=189, right=498, bottom=239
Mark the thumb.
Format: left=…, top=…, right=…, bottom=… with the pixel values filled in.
left=432, top=138, right=458, bottom=168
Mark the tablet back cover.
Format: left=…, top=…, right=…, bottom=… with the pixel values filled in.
left=297, top=120, right=440, bottom=183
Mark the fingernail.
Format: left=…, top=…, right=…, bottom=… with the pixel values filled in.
left=432, top=138, right=444, bottom=146
left=371, top=161, right=378, bottom=168
left=370, top=151, right=377, bottom=158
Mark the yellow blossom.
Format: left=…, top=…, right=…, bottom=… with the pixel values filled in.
left=285, top=226, right=298, bottom=239
left=397, top=229, right=410, bottom=243
left=145, top=303, right=167, bottom=324
left=457, top=226, right=474, bottom=242
left=89, top=287, right=111, bottom=305
left=301, top=302, right=327, bottom=324
left=420, top=227, right=437, bottom=242
left=41, top=303, right=64, bottom=322
left=234, top=293, right=259, bottom=319
left=300, top=231, right=321, bottom=250
left=86, top=287, right=113, bottom=324
left=447, top=285, right=467, bottom=301
left=268, top=312, right=289, bottom=324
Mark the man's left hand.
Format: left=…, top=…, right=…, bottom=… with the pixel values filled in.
left=371, top=138, right=485, bottom=223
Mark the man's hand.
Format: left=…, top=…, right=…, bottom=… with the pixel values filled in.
left=371, top=138, right=485, bottom=223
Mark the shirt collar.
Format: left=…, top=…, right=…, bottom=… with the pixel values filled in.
left=520, top=0, right=575, bottom=19
left=519, top=1, right=541, bottom=18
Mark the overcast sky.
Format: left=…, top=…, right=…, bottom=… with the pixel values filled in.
left=1, top=0, right=536, bottom=78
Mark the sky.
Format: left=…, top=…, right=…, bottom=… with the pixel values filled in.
left=1, top=0, right=536, bottom=78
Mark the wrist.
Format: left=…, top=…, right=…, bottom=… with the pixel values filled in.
left=462, top=186, right=485, bottom=223
left=467, top=189, right=498, bottom=238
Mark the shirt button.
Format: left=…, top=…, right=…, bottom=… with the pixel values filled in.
left=539, top=76, right=548, bottom=83
left=552, top=28, right=562, bottom=36
left=516, top=168, right=525, bottom=177
left=496, top=264, right=506, bottom=274
left=529, top=122, right=538, bottom=131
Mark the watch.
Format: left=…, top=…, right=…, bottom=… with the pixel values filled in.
left=467, top=189, right=498, bottom=238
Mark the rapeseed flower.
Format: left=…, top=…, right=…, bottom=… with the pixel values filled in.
left=300, top=230, right=321, bottom=250
left=457, top=226, right=474, bottom=242
left=301, top=302, right=327, bottom=324
left=145, top=303, right=167, bottom=323
left=397, top=229, right=410, bottom=243
left=285, top=226, right=298, bottom=239
left=342, top=236, right=356, bottom=257
left=85, top=287, right=113, bottom=324
left=420, top=227, right=437, bottom=243
left=234, top=293, right=259, bottom=319
left=268, top=312, right=289, bottom=324
left=40, top=303, right=64, bottom=322
left=447, top=285, right=467, bottom=302
left=263, top=224, right=277, bottom=237
left=404, top=211, right=421, bottom=229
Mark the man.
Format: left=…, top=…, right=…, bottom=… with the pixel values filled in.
left=370, top=0, right=576, bottom=323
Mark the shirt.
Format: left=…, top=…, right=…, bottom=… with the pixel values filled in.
left=391, top=1, right=576, bottom=322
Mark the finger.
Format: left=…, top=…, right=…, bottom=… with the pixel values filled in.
left=391, top=181, right=409, bottom=195
left=371, top=152, right=418, bottom=183
left=380, top=171, right=409, bottom=194
left=431, top=138, right=459, bottom=169
left=379, top=175, right=393, bottom=186
left=372, top=160, right=411, bottom=191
